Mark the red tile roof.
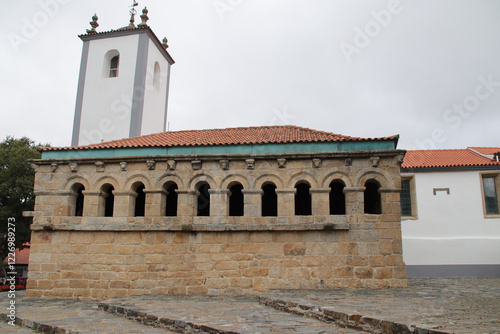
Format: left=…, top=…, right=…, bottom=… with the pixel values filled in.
left=42, top=126, right=399, bottom=151
left=402, top=147, right=500, bottom=169
left=3, top=245, right=30, bottom=265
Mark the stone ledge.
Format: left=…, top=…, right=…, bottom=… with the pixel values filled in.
left=258, top=296, right=451, bottom=334
left=31, top=221, right=349, bottom=232
left=98, top=302, right=235, bottom=334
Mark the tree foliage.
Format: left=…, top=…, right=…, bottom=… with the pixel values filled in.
left=0, top=137, right=43, bottom=261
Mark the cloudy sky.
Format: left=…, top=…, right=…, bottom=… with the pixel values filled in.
left=1, top=0, right=499, bottom=150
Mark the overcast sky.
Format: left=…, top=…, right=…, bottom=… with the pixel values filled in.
left=1, top=0, right=499, bottom=150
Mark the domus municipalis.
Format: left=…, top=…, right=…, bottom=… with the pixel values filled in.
left=26, top=6, right=408, bottom=299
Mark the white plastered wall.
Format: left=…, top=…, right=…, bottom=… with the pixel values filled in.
left=78, top=35, right=139, bottom=146
left=401, top=170, right=500, bottom=265
left=141, top=39, right=171, bottom=135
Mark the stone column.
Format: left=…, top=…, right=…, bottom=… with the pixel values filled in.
left=81, top=191, right=100, bottom=217
left=242, top=189, right=264, bottom=217
left=113, top=190, right=136, bottom=217
left=209, top=189, right=230, bottom=217
left=276, top=188, right=296, bottom=216
left=380, top=187, right=401, bottom=217
left=176, top=189, right=196, bottom=217
left=310, top=187, right=330, bottom=216
left=343, top=187, right=365, bottom=215
left=144, top=188, right=166, bottom=216
left=52, top=191, right=73, bottom=216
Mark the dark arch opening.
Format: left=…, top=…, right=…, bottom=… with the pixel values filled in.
left=197, top=183, right=210, bottom=217
left=329, top=180, right=346, bottom=215
left=229, top=183, right=244, bottom=216
left=364, top=179, right=382, bottom=214
left=74, top=184, right=85, bottom=217
left=134, top=184, right=146, bottom=217
left=165, top=183, right=178, bottom=217
left=295, top=182, right=312, bottom=216
left=261, top=183, right=277, bottom=217
left=102, top=184, right=114, bottom=217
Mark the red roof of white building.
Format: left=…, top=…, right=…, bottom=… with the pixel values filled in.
left=2, top=244, right=30, bottom=265
left=402, top=147, right=500, bottom=169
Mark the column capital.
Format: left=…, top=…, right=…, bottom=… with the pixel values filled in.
left=343, top=187, right=365, bottom=193
left=309, top=187, right=331, bottom=194
left=275, top=188, right=296, bottom=194
left=241, top=189, right=264, bottom=195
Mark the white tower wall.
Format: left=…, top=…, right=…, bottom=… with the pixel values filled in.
left=71, top=27, right=174, bottom=146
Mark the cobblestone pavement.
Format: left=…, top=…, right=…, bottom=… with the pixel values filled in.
left=262, top=278, right=500, bottom=334
left=1, top=278, right=499, bottom=333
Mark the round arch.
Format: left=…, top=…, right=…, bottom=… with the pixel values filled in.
left=155, top=174, right=185, bottom=189
left=288, top=171, right=318, bottom=188
left=124, top=174, right=152, bottom=190
left=62, top=175, right=90, bottom=191
left=255, top=173, right=283, bottom=189
left=355, top=169, right=392, bottom=188
left=221, top=174, right=250, bottom=190
left=321, top=171, right=352, bottom=188
left=94, top=176, right=120, bottom=191
left=187, top=173, right=216, bottom=190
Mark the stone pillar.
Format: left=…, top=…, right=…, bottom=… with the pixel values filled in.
left=343, top=187, right=365, bottom=215
left=242, top=189, right=264, bottom=217
left=144, top=188, right=166, bottom=216
left=113, top=190, right=136, bottom=217
left=81, top=191, right=100, bottom=217
left=380, top=187, right=401, bottom=217
left=310, top=188, right=330, bottom=216
left=276, top=188, right=296, bottom=216
left=176, top=189, right=196, bottom=217
left=209, top=189, right=230, bottom=217
left=48, top=191, right=73, bottom=217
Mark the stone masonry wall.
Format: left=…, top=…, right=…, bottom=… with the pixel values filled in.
left=27, top=150, right=407, bottom=298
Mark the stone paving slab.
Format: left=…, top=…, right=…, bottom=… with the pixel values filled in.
left=0, top=291, right=176, bottom=334
left=0, top=322, right=36, bottom=333
left=261, top=278, right=500, bottom=334
left=100, top=295, right=365, bottom=333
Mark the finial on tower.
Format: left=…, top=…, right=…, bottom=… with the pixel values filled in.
left=129, top=1, right=139, bottom=27
left=138, top=7, right=149, bottom=27
left=86, top=13, right=99, bottom=34
left=162, top=37, right=169, bottom=49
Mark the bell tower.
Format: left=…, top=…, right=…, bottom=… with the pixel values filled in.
left=71, top=4, right=174, bottom=146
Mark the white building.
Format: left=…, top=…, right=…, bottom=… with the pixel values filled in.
left=401, top=147, right=500, bottom=277
left=71, top=8, right=174, bottom=146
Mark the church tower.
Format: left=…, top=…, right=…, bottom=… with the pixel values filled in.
left=71, top=5, right=174, bottom=146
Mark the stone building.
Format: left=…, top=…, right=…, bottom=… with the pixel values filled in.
left=25, top=7, right=407, bottom=299
left=27, top=126, right=408, bottom=298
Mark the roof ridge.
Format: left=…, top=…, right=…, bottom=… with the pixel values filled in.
left=467, top=147, right=495, bottom=161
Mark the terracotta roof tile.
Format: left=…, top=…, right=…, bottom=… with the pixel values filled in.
left=3, top=245, right=30, bottom=265
left=402, top=147, right=500, bottom=169
left=42, top=126, right=399, bottom=151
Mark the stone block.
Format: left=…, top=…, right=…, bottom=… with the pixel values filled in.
left=69, top=232, right=93, bottom=244
left=374, top=267, right=393, bottom=279
left=243, top=267, right=269, bottom=277
left=354, top=267, right=373, bottom=279
left=69, top=279, right=89, bottom=289
left=283, top=243, right=306, bottom=256
left=334, top=267, right=352, bottom=278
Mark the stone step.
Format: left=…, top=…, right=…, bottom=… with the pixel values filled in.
left=99, top=295, right=366, bottom=334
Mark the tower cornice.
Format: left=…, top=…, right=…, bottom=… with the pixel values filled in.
left=79, top=26, right=174, bottom=65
